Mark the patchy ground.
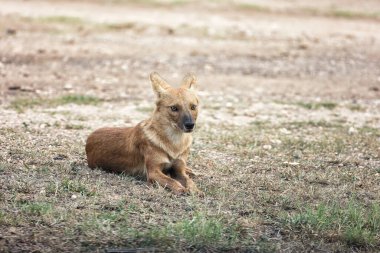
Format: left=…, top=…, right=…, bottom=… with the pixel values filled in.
left=0, top=0, right=379, bottom=252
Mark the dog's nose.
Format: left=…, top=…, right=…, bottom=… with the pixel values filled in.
left=184, top=122, right=195, bottom=130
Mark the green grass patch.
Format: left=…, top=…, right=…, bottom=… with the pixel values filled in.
left=0, top=162, right=6, bottom=173
left=280, top=136, right=345, bottom=155
left=103, top=22, right=136, bottom=30
left=61, top=179, right=96, bottom=197
left=236, top=3, right=269, bottom=12
left=9, top=94, right=101, bottom=113
left=287, top=120, right=343, bottom=129
left=285, top=200, right=380, bottom=248
left=138, top=213, right=240, bottom=249
left=20, top=201, right=52, bottom=216
left=347, top=104, right=365, bottom=112
left=46, top=179, right=96, bottom=197
left=80, top=209, right=130, bottom=236
left=330, top=10, right=380, bottom=20
left=296, top=101, right=338, bottom=110
left=175, top=213, right=227, bottom=247
left=0, top=210, right=5, bottom=224
left=78, top=212, right=241, bottom=250
left=57, top=94, right=101, bottom=105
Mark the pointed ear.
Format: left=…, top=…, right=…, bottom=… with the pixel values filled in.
left=181, top=73, right=197, bottom=90
left=150, top=72, right=171, bottom=97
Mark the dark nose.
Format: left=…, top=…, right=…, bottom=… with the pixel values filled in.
left=184, top=122, right=195, bottom=130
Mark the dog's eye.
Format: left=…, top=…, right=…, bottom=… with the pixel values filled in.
left=170, top=106, right=178, bottom=112
left=190, top=104, right=197, bottom=110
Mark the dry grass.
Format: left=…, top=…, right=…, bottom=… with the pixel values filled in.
left=1, top=109, right=379, bottom=252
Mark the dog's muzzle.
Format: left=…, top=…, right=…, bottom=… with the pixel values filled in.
left=184, top=122, right=195, bottom=132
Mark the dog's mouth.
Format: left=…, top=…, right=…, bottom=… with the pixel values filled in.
left=183, top=128, right=193, bottom=133
left=181, top=124, right=195, bottom=133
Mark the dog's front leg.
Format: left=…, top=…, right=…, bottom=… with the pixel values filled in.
left=172, top=159, right=202, bottom=195
left=145, top=159, right=187, bottom=195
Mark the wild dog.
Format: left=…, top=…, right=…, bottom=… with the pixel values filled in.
left=85, top=72, right=201, bottom=195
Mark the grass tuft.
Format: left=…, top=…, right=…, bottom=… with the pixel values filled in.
left=9, top=94, right=101, bottom=113
left=296, top=101, right=338, bottom=110
left=57, top=94, right=101, bottom=105
left=46, top=179, right=96, bottom=197
left=286, top=200, right=380, bottom=248
left=330, top=10, right=380, bottom=19
left=137, top=213, right=240, bottom=249
left=175, top=213, right=226, bottom=247
left=20, top=201, right=52, bottom=216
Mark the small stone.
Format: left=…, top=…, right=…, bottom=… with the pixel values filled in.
left=64, top=83, right=73, bottom=90
left=9, top=227, right=17, bottom=234
left=348, top=127, right=357, bottom=135
left=271, top=139, right=282, bottom=145
left=20, top=86, right=35, bottom=92
left=71, top=194, right=77, bottom=199
left=279, top=128, right=291, bottom=135
left=204, top=64, right=214, bottom=71
left=263, top=144, right=272, bottom=150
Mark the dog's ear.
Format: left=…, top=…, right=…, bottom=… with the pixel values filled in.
left=181, top=73, right=197, bottom=90
left=150, top=72, right=171, bottom=97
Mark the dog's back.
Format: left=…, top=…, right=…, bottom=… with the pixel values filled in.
left=85, top=126, right=146, bottom=175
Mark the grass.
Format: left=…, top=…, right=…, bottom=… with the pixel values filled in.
left=173, top=213, right=229, bottom=247
left=286, top=200, right=380, bottom=248
left=330, top=10, right=380, bottom=20
left=46, top=178, right=97, bottom=197
left=0, top=113, right=379, bottom=252
left=9, top=94, right=101, bottom=113
left=348, top=104, right=365, bottom=112
left=295, top=101, right=338, bottom=110
left=125, top=213, right=239, bottom=249
left=236, top=3, right=269, bottom=12
left=20, top=201, right=52, bottom=216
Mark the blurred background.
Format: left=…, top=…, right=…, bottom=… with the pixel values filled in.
left=1, top=0, right=379, bottom=117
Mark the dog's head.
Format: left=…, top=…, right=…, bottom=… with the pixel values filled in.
left=150, top=72, right=199, bottom=133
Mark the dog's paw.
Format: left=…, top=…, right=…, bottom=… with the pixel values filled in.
left=187, top=185, right=204, bottom=197
left=172, top=186, right=189, bottom=196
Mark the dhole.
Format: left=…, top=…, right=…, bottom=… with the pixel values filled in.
left=85, top=72, right=201, bottom=195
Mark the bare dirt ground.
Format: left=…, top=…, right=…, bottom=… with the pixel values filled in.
left=0, top=0, right=379, bottom=252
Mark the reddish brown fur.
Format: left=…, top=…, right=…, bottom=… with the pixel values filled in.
left=85, top=72, right=201, bottom=195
